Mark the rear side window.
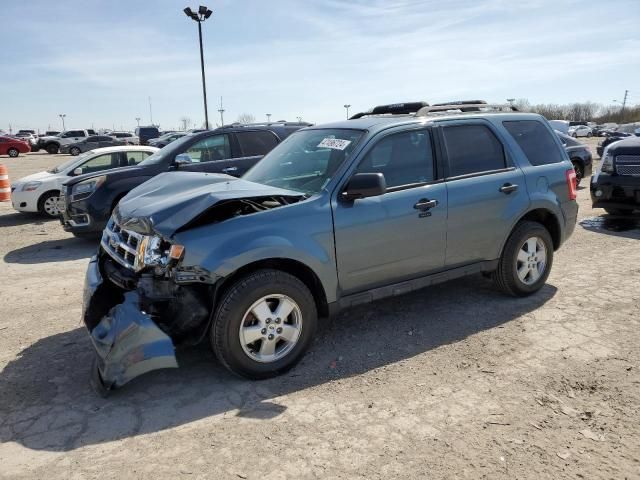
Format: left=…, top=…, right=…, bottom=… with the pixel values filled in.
left=503, top=120, right=565, bottom=166
left=442, top=125, right=506, bottom=177
left=236, top=131, right=279, bottom=156
left=123, top=151, right=151, bottom=166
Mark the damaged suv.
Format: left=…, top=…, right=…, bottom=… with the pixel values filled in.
left=83, top=101, right=578, bottom=394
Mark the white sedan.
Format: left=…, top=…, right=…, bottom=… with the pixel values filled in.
left=568, top=125, right=593, bottom=138
left=10, top=146, right=158, bottom=218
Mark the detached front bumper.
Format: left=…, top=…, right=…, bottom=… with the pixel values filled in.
left=83, top=257, right=178, bottom=393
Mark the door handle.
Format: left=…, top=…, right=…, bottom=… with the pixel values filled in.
left=222, top=166, right=238, bottom=173
left=414, top=198, right=438, bottom=210
left=499, top=183, right=518, bottom=194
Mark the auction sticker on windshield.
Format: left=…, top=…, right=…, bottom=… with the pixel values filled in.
left=318, top=138, right=351, bottom=150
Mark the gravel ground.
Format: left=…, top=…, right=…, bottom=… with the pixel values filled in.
left=0, top=140, right=639, bottom=479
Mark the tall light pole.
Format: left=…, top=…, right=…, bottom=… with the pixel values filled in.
left=266, top=113, right=272, bottom=123
left=135, top=117, right=141, bottom=127
left=296, top=116, right=302, bottom=123
left=58, top=114, right=66, bottom=131
left=218, top=96, right=225, bottom=126
left=344, top=104, right=351, bottom=119
left=184, top=5, right=213, bottom=130
left=506, top=98, right=515, bottom=107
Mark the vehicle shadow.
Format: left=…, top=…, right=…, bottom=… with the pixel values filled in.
left=0, top=276, right=556, bottom=452
left=579, top=213, right=640, bottom=240
left=3, top=237, right=96, bottom=264
left=0, top=212, right=54, bottom=228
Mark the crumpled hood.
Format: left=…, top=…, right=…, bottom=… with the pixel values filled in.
left=115, top=171, right=304, bottom=238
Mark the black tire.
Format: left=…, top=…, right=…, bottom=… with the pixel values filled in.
left=604, top=208, right=634, bottom=216
left=70, top=146, right=81, bottom=156
left=493, top=221, right=554, bottom=297
left=37, top=191, right=61, bottom=218
left=571, top=133, right=577, bottom=138
left=46, top=143, right=59, bottom=154
left=31, top=146, right=40, bottom=153
left=571, top=160, right=584, bottom=186
left=7, top=148, right=19, bottom=157
left=211, top=269, right=318, bottom=379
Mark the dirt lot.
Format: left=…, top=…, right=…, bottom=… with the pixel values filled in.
left=1, top=140, right=639, bottom=479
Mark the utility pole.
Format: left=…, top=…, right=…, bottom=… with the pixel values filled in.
left=621, top=89, right=629, bottom=121
left=218, top=96, right=225, bottom=126
left=148, top=97, right=153, bottom=126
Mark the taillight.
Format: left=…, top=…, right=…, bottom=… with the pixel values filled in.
left=566, top=169, right=577, bottom=200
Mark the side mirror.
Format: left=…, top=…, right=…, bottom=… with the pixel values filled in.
left=173, top=153, right=193, bottom=168
left=341, top=173, right=386, bottom=201
left=72, top=167, right=83, bottom=175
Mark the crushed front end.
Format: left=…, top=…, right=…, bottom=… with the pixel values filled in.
left=83, top=215, right=214, bottom=394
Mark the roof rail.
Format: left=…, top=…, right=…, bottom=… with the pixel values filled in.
left=350, top=101, right=429, bottom=119
left=220, top=121, right=313, bottom=128
left=416, top=103, right=517, bottom=116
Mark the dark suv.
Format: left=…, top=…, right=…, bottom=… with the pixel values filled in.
left=135, top=126, right=160, bottom=145
left=60, top=123, right=310, bottom=236
left=80, top=102, right=578, bottom=394
left=591, top=136, right=640, bottom=214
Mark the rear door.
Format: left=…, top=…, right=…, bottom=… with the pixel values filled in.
left=439, top=121, right=528, bottom=267
left=85, top=136, right=102, bottom=149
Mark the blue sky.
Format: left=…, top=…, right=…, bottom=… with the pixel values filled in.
left=1, top=0, right=638, bottom=132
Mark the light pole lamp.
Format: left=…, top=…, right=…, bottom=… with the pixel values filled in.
left=58, top=114, right=66, bottom=131
left=344, top=104, right=351, bottom=119
left=506, top=98, right=515, bottom=107
left=135, top=117, right=141, bottom=127
left=266, top=113, right=272, bottom=123
left=184, top=5, right=213, bottom=129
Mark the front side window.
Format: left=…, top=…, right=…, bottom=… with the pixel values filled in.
left=236, top=131, right=279, bottom=157
left=80, top=153, right=119, bottom=174
left=354, top=129, right=435, bottom=188
left=185, top=134, right=230, bottom=163
left=243, top=128, right=364, bottom=195
left=86, top=136, right=100, bottom=142
left=442, top=124, right=506, bottom=177
left=503, top=120, right=565, bottom=166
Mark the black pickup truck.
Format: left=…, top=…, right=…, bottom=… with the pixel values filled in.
left=60, top=122, right=311, bottom=236
left=591, top=136, right=640, bottom=215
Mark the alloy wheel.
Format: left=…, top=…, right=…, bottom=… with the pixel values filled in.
left=516, top=236, right=547, bottom=285
left=238, top=294, right=303, bottom=363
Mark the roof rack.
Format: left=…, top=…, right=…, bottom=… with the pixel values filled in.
left=350, top=101, right=429, bottom=119
left=349, top=100, right=517, bottom=120
left=220, top=121, right=313, bottom=128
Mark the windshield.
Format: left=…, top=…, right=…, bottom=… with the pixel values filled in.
left=243, top=129, right=364, bottom=194
left=47, top=151, right=94, bottom=173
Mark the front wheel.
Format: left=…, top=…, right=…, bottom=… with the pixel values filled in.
left=46, top=143, right=59, bottom=154
left=70, top=146, right=81, bottom=156
left=7, top=148, right=19, bottom=157
left=211, top=269, right=317, bottom=379
left=38, top=191, right=61, bottom=218
left=493, top=221, right=554, bottom=297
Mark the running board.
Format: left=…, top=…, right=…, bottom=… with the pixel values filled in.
left=335, top=260, right=498, bottom=311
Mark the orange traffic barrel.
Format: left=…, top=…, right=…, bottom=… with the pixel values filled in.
left=0, top=164, right=10, bottom=202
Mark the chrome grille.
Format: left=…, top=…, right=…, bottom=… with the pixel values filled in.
left=101, top=217, right=145, bottom=270
left=615, top=155, right=640, bottom=176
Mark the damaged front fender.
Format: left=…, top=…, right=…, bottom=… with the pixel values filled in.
left=83, top=257, right=178, bottom=393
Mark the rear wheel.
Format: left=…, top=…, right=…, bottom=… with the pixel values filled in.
left=70, top=146, right=81, bottom=156
left=493, top=221, right=554, bottom=297
left=571, top=160, right=584, bottom=186
left=7, top=148, right=19, bottom=157
left=211, top=269, right=317, bottom=379
left=38, top=191, right=61, bottom=218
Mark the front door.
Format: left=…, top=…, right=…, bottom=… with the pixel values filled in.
left=332, top=128, right=447, bottom=294
left=439, top=122, right=529, bottom=266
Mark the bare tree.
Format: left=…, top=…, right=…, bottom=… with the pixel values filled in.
left=236, top=113, right=256, bottom=124
left=179, top=116, right=191, bottom=131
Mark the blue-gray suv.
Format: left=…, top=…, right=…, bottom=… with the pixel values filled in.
left=82, top=101, right=579, bottom=394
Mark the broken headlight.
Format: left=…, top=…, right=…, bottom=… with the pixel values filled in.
left=139, top=236, right=185, bottom=269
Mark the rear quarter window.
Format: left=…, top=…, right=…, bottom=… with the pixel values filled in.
left=442, top=124, right=506, bottom=177
left=503, top=120, right=565, bottom=166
